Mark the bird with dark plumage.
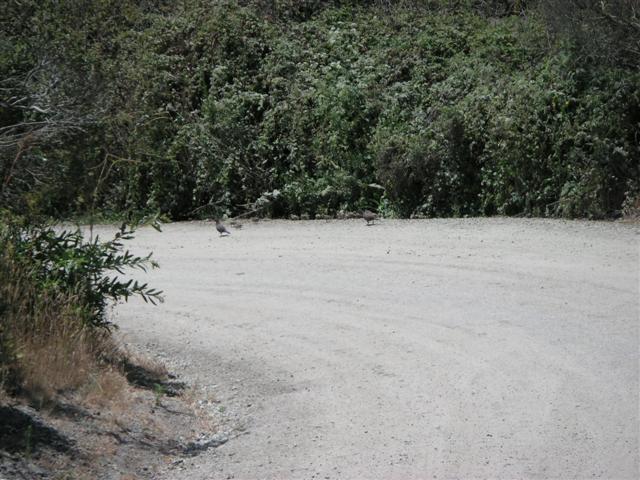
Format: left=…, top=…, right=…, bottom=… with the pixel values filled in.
left=215, top=219, right=231, bottom=236
left=363, top=210, right=377, bottom=225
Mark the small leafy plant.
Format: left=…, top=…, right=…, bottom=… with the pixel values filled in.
left=153, top=383, right=166, bottom=407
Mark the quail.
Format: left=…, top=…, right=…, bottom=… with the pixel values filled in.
left=215, top=219, right=231, bottom=236
left=363, top=210, right=377, bottom=225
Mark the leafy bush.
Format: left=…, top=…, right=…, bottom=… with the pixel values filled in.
left=0, top=218, right=163, bottom=329
left=2, top=1, right=638, bottom=219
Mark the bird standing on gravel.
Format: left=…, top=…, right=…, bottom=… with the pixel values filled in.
left=363, top=210, right=378, bottom=225
left=215, top=219, right=231, bottom=236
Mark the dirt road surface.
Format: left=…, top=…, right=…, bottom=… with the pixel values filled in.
left=114, top=218, right=639, bottom=479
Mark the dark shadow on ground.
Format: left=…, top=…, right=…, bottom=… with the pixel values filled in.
left=121, top=359, right=186, bottom=396
left=0, top=405, right=73, bottom=455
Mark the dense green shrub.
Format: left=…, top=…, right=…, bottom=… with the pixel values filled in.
left=1, top=0, right=638, bottom=219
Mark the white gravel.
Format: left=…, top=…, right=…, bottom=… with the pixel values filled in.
left=113, top=218, right=639, bottom=479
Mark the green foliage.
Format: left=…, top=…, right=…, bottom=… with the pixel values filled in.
left=2, top=0, right=638, bottom=219
left=153, top=382, right=166, bottom=406
left=0, top=217, right=163, bottom=329
left=537, top=0, right=640, bottom=69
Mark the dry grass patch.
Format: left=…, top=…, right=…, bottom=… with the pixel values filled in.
left=81, top=367, right=130, bottom=409
left=1, top=260, right=95, bottom=403
left=0, top=246, right=135, bottom=408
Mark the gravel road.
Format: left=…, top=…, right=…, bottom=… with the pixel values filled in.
left=114, top=218, right=639, bottom=479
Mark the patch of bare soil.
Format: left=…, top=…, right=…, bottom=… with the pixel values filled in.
left=0, top=349, right=227, bottom=480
